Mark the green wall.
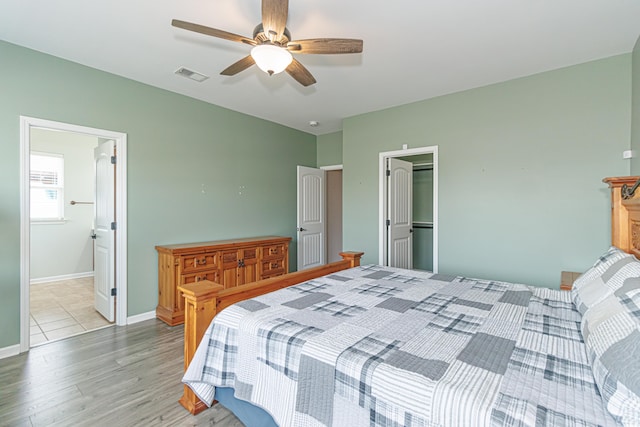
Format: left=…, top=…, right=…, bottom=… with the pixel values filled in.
left=343, top=55, right=631, bottom=288
left=0, top=40, right=315, bottom=349
left=632, top=36, right=640, bottom=174
left=317, top=131, right=343, bottom=166
left=1, top=39, right=635, bottom=350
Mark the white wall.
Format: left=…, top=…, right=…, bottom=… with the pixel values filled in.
left=30, top=128, right=98, bottom=281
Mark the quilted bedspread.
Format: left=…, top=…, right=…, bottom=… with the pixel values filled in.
left=183, top=265, right=619, bottom=426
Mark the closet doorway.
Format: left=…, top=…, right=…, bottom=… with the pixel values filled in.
left=379, top=146, right=438, bottom=272
left=19, top=117, right=128, bottom=352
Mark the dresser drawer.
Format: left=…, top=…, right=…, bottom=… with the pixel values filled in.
left=261, top=258, right=285, bottom=277
left=181, top=269, right=219, bottom=285
left=241, top=247, right=257, bottom=261
left=262, top=243, right=286, bottom=259
left=223, top=248, right=258, bottom=265
left=181, top=252, right=218, bottom=272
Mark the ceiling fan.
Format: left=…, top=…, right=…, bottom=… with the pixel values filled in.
left=172, top=0, right=363, bottom=87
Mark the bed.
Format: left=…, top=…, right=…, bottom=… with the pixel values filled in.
left=177, top=176, right=640, bottom=426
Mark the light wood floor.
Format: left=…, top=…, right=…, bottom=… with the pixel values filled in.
left=0, top=319, right=244, bottom=427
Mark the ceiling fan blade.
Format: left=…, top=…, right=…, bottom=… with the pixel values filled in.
left=262, top=0, right=288, bottom=42
left=286, top=59, right=316, bottom=87
left=287, top=38, right=363, bottom=54
left=220, top=55, right=256, bottom=76
left=172, top=19, right=256, bottom=46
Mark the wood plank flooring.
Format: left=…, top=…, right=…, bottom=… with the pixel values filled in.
left=0, top=319, right=244, bottom=427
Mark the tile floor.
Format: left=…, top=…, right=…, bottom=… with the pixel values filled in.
left=30, top=276, right=113, bottom=346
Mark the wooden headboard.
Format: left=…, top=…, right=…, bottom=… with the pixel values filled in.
left=604, top=176, right=640, bottom=258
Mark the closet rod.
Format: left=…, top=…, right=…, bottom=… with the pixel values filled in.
left=412, top=221, right=433, bottom=229
left=70, top=200, right=94, bottom=205
left=413, top=163, right=433, bottom=171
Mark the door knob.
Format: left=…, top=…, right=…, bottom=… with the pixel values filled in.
left=297, top=227, right=306, bottom=232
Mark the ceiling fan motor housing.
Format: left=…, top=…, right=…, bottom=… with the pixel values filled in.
left=253, top=23, right=291, bottom=45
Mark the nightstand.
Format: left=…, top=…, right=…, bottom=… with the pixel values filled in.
left=560, top=271, right=581, bottom=291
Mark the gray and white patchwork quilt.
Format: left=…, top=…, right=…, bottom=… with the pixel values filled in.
left=183, top=265, right=619, bottom=426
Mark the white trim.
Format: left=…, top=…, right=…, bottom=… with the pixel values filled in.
left=320, top=164, right=343, bottom=171
left=0, top=344, right=21, bottom=360
left=20, top=116, right=128, bottom=353
left=30, top=219, right=68, bottom=225
left=378, top=145, right=439, bottom=272
left=127, top=311, right=156, bottom=325
left=30, top=271, right=94, bottom=285
left=19, top=118, right=30, bottom=353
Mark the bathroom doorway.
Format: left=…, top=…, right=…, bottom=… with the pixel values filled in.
left=20, top=117, right=128, bottom=351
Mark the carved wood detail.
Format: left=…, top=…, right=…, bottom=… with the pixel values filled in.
left=603, top=176, right=640, bottom=253
left=632, top=220, right=640, bottom=253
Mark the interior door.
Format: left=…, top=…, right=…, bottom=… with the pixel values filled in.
left=94, top=140, right=115, bottom=322
left=387, top=158, right=413, bottom=269
left=297, top=166, right=326, bottom=270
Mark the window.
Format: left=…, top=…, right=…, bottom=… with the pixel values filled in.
left=30, top=152, right=64, bottom=221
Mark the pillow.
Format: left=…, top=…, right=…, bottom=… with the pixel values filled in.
left=577, top=249, right=640, bottom=425
left=571, top=246, right=637, bottom=315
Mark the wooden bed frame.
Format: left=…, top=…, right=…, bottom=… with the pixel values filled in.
left=174, top=175, right=640, bottom=415
left=177, top=251, right=364, bottom=414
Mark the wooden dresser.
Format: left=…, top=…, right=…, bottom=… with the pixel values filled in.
left=155, top=236, right=291, bottom=326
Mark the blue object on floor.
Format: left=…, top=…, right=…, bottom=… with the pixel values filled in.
left=214, top=387, right=279, bottom=427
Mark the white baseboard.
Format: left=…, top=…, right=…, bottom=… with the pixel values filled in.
left=127, top=310, right=156, bottom=325
left=0, top=344, right=21, bottom=360
left=31, top=271, right=94, bottom=285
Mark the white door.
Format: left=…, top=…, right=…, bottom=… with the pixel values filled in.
left=387, top=158, right=413, bottom=269
left=94, top=140, right=115, bottom=322
left=297, top=166, right=326, bottom=270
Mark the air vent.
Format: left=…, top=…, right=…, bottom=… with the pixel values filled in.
left=175, top=67, right=209, bottom=82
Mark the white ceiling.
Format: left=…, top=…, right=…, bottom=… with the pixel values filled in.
left=1, top=1, right=639, bottom=135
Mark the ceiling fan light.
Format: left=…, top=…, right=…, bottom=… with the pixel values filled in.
left=251, top=44, right=293, bottom=76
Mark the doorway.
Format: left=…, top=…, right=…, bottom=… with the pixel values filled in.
left=29, top=129, right=108, bottom=345
left=408, top=159, right=434, bottom=271
left=296, top=165, right=343, bottom=270
left=19, top=117, right=128, bottom=352
left=325, top=167, right=343, bottom=263
left=379, top=146, right=438, bottom=272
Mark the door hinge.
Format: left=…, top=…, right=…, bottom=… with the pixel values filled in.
left=111, top=155, right=117, bottom=164
left=386, top=219, right=390, bottom=227
left=386, top=169, right=390, bottom=177
left=111, top=222, right=117, bottom=230
left=110, top=288, right=117, bottom=296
